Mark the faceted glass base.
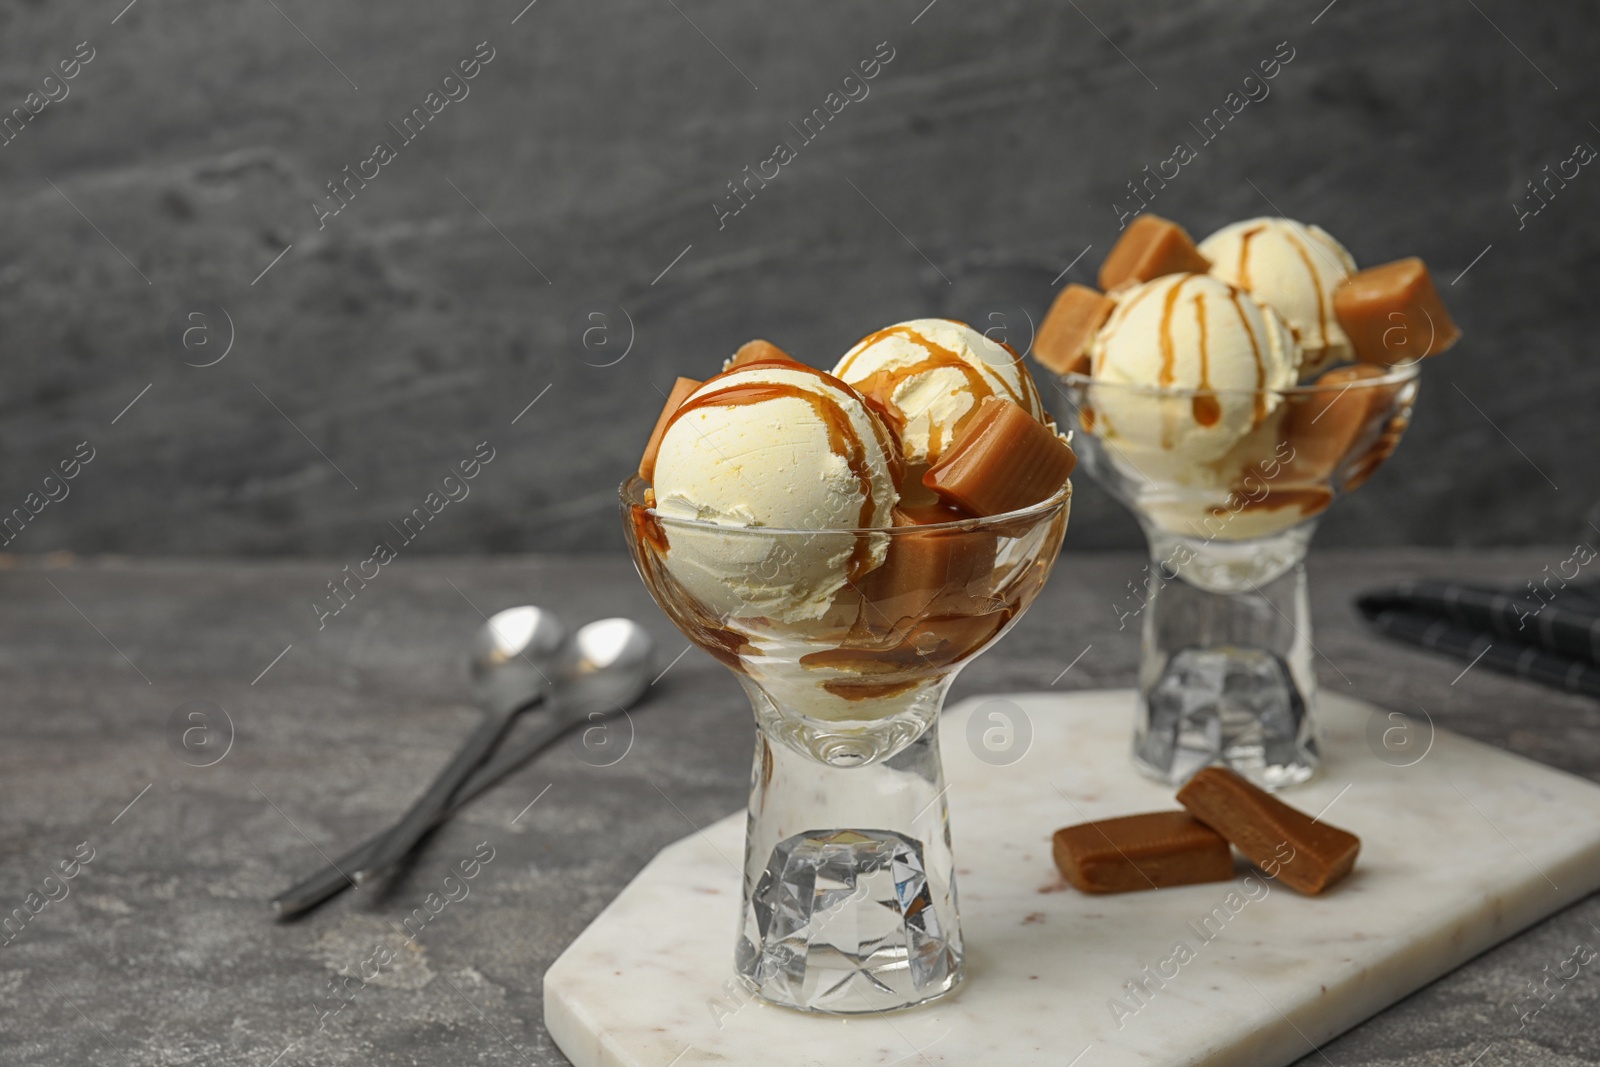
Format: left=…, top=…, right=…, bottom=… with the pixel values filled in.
left=1135, top=646, right=1318, bottom=789
left=738, top=829, right=959, bottom=1013
left=737, top=718, right=961, bottom=1014
left=1133, top=530, right=1321, bottom=791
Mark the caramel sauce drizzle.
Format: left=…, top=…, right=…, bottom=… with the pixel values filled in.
left=1190, top=291, right=1220, bottom=428
left=1225, top=286, right=1269, bottom=426
left=1227, top=485, right=1332, bottom=517
left=1237, top=224, right=1265, bottom=291
left=1156, top=277, right=1189, bottom=450
left=631, top=503, right=669, bottom=555
left=839, top=325, right=1032, bottom=443
left=1095, top=280, right=1160, bottom=377
left=1157, top=276, right=1189, bottom=388
left=626, top=522, right=756, bottom=672
left=1283, top=228, right=1330, bottom=347
left=661, top=366, right=885, bottom=578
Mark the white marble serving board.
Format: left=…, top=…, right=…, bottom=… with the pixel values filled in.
left=545, top=689, right=1600, bottom=1067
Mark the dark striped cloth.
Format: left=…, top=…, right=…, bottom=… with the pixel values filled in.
left=1356, top=580, right=1600, bottom=699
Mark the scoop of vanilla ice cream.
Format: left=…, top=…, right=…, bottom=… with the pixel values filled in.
left=1089, top=273, right=1301, bottom=474
left=832, top=318, right=1047, bottom=467
left=1199, top=217, right=1356, bottom=377
left=651, top=363, right=898, bottom=624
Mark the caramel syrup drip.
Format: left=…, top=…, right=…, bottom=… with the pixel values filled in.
left=798, top=609, right=1012, bottom=678
left=627, top=521, right=755, bottom=672
left=663, top=369, right=884, bottom=578
left=631, top=503, right=669, bottom=555
left=1156, top=277, right=1189, bottom=450
left=820, top=677, right=923, bottom=701
left=1157, top=276, right=1188, bottom=388
left=1227, top=485, right=1333, bottom=517
left=1237, top=224, right=1265, bottom=291
left=839, top=325, right=1033, bottom=452
left=1283, top=228, right=1330, bottom=348
left=1226, top=286, right=1269, bottom=426
left=1190, top=291, right=1220, bottom=427
left=1094, top=280, right=1161, bottom=378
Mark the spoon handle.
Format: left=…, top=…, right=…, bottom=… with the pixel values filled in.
left=271, top=701, right=582, bottom=918
left=349, top=706, right=524, bottom=887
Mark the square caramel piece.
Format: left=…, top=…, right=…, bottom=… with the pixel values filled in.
left=855, top=523, right=999, bottom=623
left=1099, top=214, right=1212, bottom=291
left=1034, top=284, right=1114, bottom=376
left=923, top=398, right=1076, bottom=517
left=638, top=376, right=702, bottom=482
left=1334, top=257, right=1461, bottom=365
left=1281, top=363, right=1393, bottom=483
left=1053, top=811, right=1234, bottom=894
left=1177, top=766, right=1360, bottom=896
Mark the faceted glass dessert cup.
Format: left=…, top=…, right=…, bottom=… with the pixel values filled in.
left=1046, top=363, right=1419, bottom=790
left=622, top=474, right=1070, bottom=1013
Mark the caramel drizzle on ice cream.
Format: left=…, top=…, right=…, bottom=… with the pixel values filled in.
left=1225, top=286, right=1269, bottom=426
left=1189, top=291, right=1222, bottom=427
left=663, top=367, right=887, bottom=579
left=1156, top=276, right=1188, bottom=389
left=839, top=325, right=1031, bottom=456
left=1092, top=281, right=1160, bottom=379
left=1156, top=278, right=1189, bottom=450
left=1237, top=224, right=1264, bottom=290
left=1283, top=227, right=1331, bottom=349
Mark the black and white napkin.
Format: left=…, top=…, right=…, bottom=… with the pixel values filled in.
left=1356, top=579, right=1600, bottom=699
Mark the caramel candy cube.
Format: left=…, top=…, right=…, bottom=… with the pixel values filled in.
left=1099, top=214, right=1212, bottom=291
left=1281, top=363, right=1392, bottom=482
left=923, top=398, right=1076, bottom=517
left=855, top=523, right=999, bottom=624
left=1177, top=767, right=1360, bottom=895
left=724, top=339, right=796, bottom=371
left=1053, top=811, right=1234, bottom=894
left=1034, top=284, right=1115, bottom=376
left=1334, top=257, right=1461, bottom=365
left=638, top=376, right=702, bottom=482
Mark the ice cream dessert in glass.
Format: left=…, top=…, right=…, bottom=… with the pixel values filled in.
left=1033, top=214, right=1459, bottom=789
left=623, top=324, right=1073, bottom=1013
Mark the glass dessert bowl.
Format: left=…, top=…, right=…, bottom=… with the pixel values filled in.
left=622, top=472, right=1070, bottom=1013
left=1031, top=211, right=1458, bottom=791
left=1049, top=363, right=1420, bottom=788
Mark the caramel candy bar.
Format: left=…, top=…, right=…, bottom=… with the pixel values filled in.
left=1334, top=257, right=1461, bottom=365
left=1099, top=214, right=1212, bottom=291
left=923, top=398, right=1076, bottom=517
left=1053, top=811, right=1234, bottom=894
left=1177, top=767, right=1360, bottom=895
left=1281, top=363, right=1391, bottom=482
left=855, top=522, right=999, bottom=623
left=1034, top=284, right=1115, bottom=376
left=724, top=339, right=796, bottom=371
left=638, top=376, right=702, bottom=482
left=891, top=501, right=972, bottom=526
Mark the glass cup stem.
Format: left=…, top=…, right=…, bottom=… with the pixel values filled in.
left=736, top=704, right=962, bottom=1014
left=1132, top=526, right=1320, bottom=789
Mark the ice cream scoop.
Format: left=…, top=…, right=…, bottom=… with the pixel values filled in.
left=650, top=361, right=899, bottom=623
left=1089, top=272, right=1301, bottom=470
left=833, top=319, right=1046, bottom=469
left=1199, top=217, right=1355, bottom=377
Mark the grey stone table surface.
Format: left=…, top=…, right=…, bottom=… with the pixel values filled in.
left=2, top=549, right=1598, bottom=1066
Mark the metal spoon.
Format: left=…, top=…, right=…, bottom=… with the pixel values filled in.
left=349, top=605, right=567, bottom=886
left=270, top=617, right=656, bottom=918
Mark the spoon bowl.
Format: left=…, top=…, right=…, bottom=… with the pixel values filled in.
left=552, top=617, right=656, bottom=728
left=272, top=610, right=656, bottom=916
left=471, top=605, right=567, bottom=715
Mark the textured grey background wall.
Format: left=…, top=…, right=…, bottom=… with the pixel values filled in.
left=2, top=0, right=1595, bottom=556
